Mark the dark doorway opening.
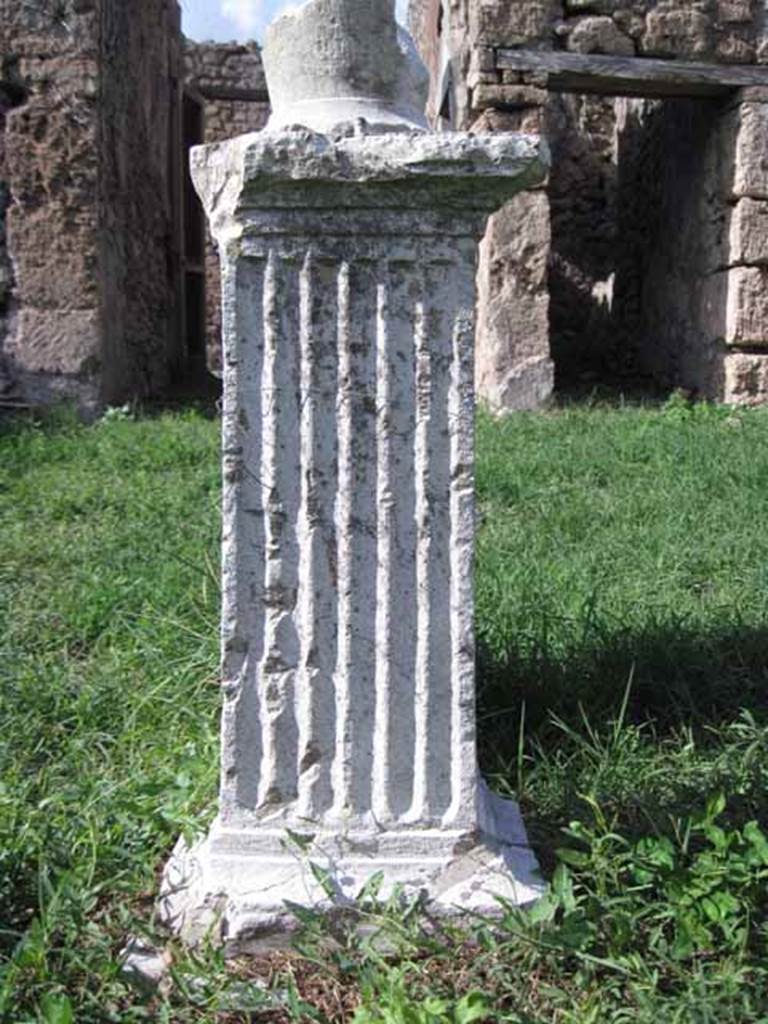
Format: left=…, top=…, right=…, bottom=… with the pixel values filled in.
left=0, top=76, right=28, bottom=405
left=547, top=92, right=727, bottom=402
left=494, top=49, right=756, bottom=404
left=182, top=92, right=207, bottom=376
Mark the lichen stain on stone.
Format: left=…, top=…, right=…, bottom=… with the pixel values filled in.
left=326, top=539, right=338, bottom=588
left=263, top=786, right=283, bottom=806
left=264, top=581, right=297, bottom=610
left=224, top=634, right=249, bottom=655
left=262, top=653, right=290, bottom=676
left=300, top=742, right=323, bottom=774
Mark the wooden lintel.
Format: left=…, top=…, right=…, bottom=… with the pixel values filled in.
left=494, top=49, right=768, bottom=99
left=196, top=85, right=270, bottom=104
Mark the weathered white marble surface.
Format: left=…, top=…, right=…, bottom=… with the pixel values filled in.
left=263, top=0, right=429, bottom=132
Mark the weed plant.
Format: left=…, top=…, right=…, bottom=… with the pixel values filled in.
left=1, top=397, right=768, bottom=1020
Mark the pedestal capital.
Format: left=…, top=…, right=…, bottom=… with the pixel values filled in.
left=191, top=126, right=549, bottom=242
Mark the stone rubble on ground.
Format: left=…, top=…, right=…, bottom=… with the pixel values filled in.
left=118, top=937, right=172, bottom=995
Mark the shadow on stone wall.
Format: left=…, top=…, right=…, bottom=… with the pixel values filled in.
left=547, top=93, right=625, bottom=392
left=0, top=74, right=27, bottom=403
left=616, top=96, right=732, bottom=400
left=548, top=93, right=731, bottom=401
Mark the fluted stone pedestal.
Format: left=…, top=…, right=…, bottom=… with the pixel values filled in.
left=161, top=125, right=548, bottom=947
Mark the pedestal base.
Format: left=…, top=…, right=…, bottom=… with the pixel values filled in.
left=160, top=787, right=544, bottom=950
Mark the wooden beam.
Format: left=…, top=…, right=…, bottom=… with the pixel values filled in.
left=196, top=85, right=270, bottom=103
left=494, top=49, right=768, bottom=99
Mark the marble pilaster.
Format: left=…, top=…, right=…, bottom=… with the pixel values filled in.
left=161, top=126, right=548, bottom=947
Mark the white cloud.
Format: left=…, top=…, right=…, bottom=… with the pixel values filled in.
left=220, top=0, right=266, bottom=34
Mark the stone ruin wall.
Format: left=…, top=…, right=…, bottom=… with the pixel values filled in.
left=0, top=0, right=103, bottom=410
left=0, top=0, right=183, bottom=412
left=184, top=42, right=270, bottom=375
left=0, top=14, right=270, bottom=408
left=0, top=80, right=21, bottom=401
left=624, top=89, right=768, bottom=403
left=411, top=0, right=768, bottom=407
left=99, top=0, right=184, bottom=403
left=3, top=2, right=767, bottom=410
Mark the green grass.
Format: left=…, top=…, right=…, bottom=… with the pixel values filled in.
left=474, top=397, right=768, bottom=861
left=2, top=396, right=768, bottom=1021
left=0, top=408, right=222, bottom=1021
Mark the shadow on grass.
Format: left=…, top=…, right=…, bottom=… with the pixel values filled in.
left=553, top=377, right=677, bottom=410
left=144, top=368, right=222, bottom=417
left=478, top=622, right=768, bottom=864
left=0, top=371, right=223, bottom=437
left=478, top=620, right=768, bottom=747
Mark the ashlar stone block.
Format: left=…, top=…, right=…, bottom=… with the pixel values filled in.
left=567, top=16, right=636, bottom=55
left=717, top=0, right=757, bottom=26
left=725, top=266, right=768, bottom=345
left=641, top=7, right=712, bottom=59
left=473, top=0, right=562, bottom=47
left=728, top=197, right=768, bottom=265
left=716, top=28, right=757, bottom=63
left=724, top=352, right=768, bottom=404
left=733, top=101, right=768, bottom=199
left=476, top=189, right=554, bottom=413
left=472, top=84, right=549, bottom=111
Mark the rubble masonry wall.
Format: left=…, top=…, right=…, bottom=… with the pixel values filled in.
left=0, top=0, right=183, bottom=411
left=0, top=0, right=102, bottom=409
left=411, top=0, right=768, bottom=405
left=185, top=42, right=270, bottom=373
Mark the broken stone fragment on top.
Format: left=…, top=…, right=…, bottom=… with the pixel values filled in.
left=262, top=0, right=429, bottom=133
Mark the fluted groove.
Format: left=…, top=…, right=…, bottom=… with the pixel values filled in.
left=372, top=262, right=418, bottom=822
left=223, top=257, right=267, bottom=815
left=331, top=260, right=352, bottom=818
left=425, top=261, right=456, bottom=821
left=411, top=279, right=429, bottom=821
left=332, top=259, right=378, bottom=819
left=227, top=251, right=474, bottom=827
left=447, top=272, right=478, bottom=828
left=410, top=261, right=455, bottom=823
left=296, top=254, right=340, bottom=818
left=257, top=251, right=301, bottom=811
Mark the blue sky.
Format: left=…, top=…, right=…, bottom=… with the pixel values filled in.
left=181, top=0, right=409, bottom=43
